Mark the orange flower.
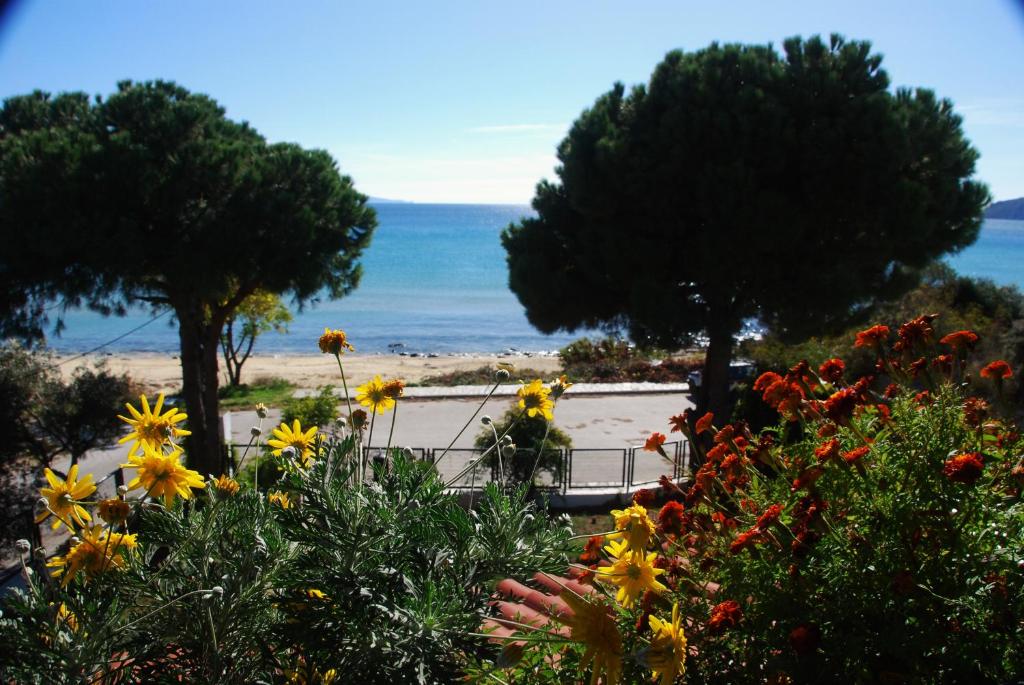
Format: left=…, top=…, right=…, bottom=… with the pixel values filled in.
left=318, top=327, right=354, bottom=355
left=980, top=360, right=1013, bottom=380
left=754, top=504, right=783, bottom=531
left=854, top=325, right=889, bottom=349
left=818, top=358, right=845, bottom=384
left=896, top=314, right=938, bottom=351
left=712, top=424, right=734, bottom=444
left=668, top=412, right=690, bottom=434
left=753, top=372, right=782, bottom=392
left=729, top=527, right=762, bottom=555
left=841, top=446, right=870, bottom=464
left=707, top=600, right=742, bottom=634
left=940, top=330, right=979, bottom=350
left=944, top=452, right=984, bottom=484
left=814, top=439, right=840, bottom=463
left=644, top=432, right=667, bottom=452
left=694, top=412, right=714, bottom=434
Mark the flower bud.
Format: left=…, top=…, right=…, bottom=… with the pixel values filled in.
left=502, top=444, right=517, bottom=459
left=14, top=539, right=31, bottom=555
left=33, top=547, right=47, bottom=561
left=117, top=485, right=129, bottom=496
left=212, top=586, right=224, bottom=596
left=255, top=403, right=268, bottom=418
left=69, top=537, right=81, bottom=546
left=282, top=446, right=297, bottom=459
left=36, top=497, right=48, bottom=510
left=481, top=415, right=492, bottom=425
left=250, top=426, right=262, bottom=437
left=494, top=368, right=510, bottom=381
left=402, top=447, right=415, bottom=459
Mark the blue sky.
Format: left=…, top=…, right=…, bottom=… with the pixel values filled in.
left=1, top=0, right=1021, bottom=204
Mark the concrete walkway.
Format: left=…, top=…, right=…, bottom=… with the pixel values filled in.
left=294, top=381, right=690, bottom=399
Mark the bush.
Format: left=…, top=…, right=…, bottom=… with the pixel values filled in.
left=281, top=385, right=338, bottom=430
left=418, top=364, right=552, bottom=387
left=0, top=427, right=572, bottom=683
left=473, top=408, right=573, bottom=487
left=491, top=315, right=1024, bottom=684
left=559, top=336, right=701, bottom=383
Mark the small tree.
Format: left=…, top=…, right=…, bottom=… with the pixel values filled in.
left=220, top=290, right=292, bottom=387
left=503, top=35, right=988, bottom=420
left=474, top=408, right=572, bottom=486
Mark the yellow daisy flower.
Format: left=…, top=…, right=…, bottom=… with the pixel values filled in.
left=517, top=379, right=554, bottom=420
left=647, top=602, right=687, bottom=685
left=118, top=393, right=191, bottom=455
left=269, top=491, right=291, bottom=509
left=550, top=374, right=573, bottom=399
left=47, top=526, right=137, bottom=587
left=267, top=419, right=319, bottom=466
left=213, top=474, right=241, bottom=495
left=595, top=538, right=667, bottom=608
left=559, top=590, right=623, bottom=685
left=608, top=503, right=656, bottom=553
left=36, top=465, right=96, bottom=531
left=318, top=327, right=354, bottom=355
left=355, top=375, right=396, bottom=415
left=54, top=602, right=79, bottom=633
left=121, top=444, right=206, bottom=508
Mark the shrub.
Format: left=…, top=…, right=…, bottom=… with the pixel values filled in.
left=0, top=410, right=572, bottom=683
left=473, top=408, right=573, bottom=487
left=559, top=336, right=701, bottom=383
left=489, top=315, right=1024, bottom=684
left=281, top=385, right=338, bottom=430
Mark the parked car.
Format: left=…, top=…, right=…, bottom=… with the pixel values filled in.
left=687, top=361, right=756, bottom=391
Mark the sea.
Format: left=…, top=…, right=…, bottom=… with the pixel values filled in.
left=45, top=207, right=1024, bottom=355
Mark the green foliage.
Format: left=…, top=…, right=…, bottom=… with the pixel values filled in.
left=216, top=375, right=295, bottom=409
left=492, top=321, right=1024, bottom=684
left=0, top=443, right=571, bottom=684
left=0, top=80, right=376, bottom=474
left=740, top=263, right=1024, bottom=419
left=503, top=35, right=988, bottom=416
left=417, top=365, right=552, bottom=387
left=473, top=408, right=572, bottom=486
left=281, top=386, right=339, bottom=429
left=559, top=336, right=700, bottom=383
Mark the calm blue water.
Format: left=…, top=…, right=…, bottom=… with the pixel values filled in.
left=46, top=209, right=1024, bottom=354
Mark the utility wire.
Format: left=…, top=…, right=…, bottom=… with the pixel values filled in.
left=57, top=308, right=172, bottom=366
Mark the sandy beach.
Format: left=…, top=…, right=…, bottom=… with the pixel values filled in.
left=56, top=351, right=564, bottom=394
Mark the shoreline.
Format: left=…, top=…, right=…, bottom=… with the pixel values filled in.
left=56, top=351, right=564, bottom=394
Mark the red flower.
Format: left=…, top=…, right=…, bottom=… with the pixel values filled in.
left=823, top=386, right=860, bottom=426
left=842, top=446, right=870, bottom=463
left=707, top=600, right=743, bottom=633
left=644, top=432, right=667, bottom=452
left=755, top=504, right=783, bottom=531
left=668, top=412, right=690, bottom=433
left=705, top=443, right=729, bottom=464
left=944, top=452, right=984, bottom=484
left=632, top=488, right=656, bottom=507
left=789, top=623, right=821, bottom=656
left=753, top=371, right=783, bottom=392
left=658, top=500, right=686, bottom=535
left=980, top=360, right=1013, bottom=380
left=940, top=330, right=979, bottom=350
left=854, top=325, right=889, bottom=349
left=962, top=397, right=989, bottom=428
left=914, top=390, right=932, bottom=406
left=791, top=466, right=825, bottom=492
left=932, top=354, right=954, bottom=375
left=817, top=422, right=838, bottom=438
left=713, top=424, right=735, bottom=444
left=729, top=527, right=762, bottom=555
left=908, top=357, right=927, bottom=378
left=818, top=358, right=845, bottom=384
left=897, top=314, right=938, bottom=350
left=882, top=383, right=901, bottom=399
left=814, top=439, right=840, bottom=463
left=694, top=411, right=714, bottom=434
left=578, top=535, right=604, bottom=563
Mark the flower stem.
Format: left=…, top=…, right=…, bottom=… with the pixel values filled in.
left=385, top=401, right=398, bottom=456
left=434, top=379, right=502, bottom=466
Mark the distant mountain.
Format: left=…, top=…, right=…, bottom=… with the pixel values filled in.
left=985, top=197, right=1024, bottom=220
left=368, top=196, right=412, bottom=204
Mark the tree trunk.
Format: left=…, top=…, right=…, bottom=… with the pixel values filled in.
left=177, top=305, right=225, bottom=477
left=698, top=317, right=739, bottom=423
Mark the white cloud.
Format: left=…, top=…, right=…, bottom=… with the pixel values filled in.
left=958, top=100, right=1024, bottom=127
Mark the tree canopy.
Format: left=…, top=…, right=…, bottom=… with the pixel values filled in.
left=0, top=80, right=376, bottom=474
left=503, top=35, right=989, bottom=417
